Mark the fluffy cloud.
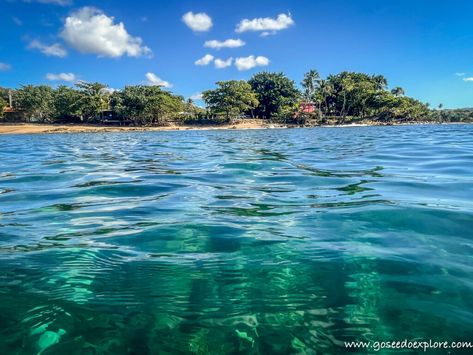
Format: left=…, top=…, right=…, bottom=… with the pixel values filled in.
left=60, top=7, right=151, bottom=58
left=38, top=0, right=71, bottom=5
left=235, top=13, right=294, bottom=34
left=204, top=39, right=245, bottom=49
left=46, top=72, right=76, bottom=81
left=0, top=63, right=11, bottom=71
left=195, top=54, right=214, bottom=66
left=463, top=77, right=473, bottom=82
left=28, top=40, right=67, bottom=57
left=190, top=93, right=203, bottom=100
left=455, top=73, right=466, bottom=77
left=182, top=12, right=213, bottom=32
left=214, top=58, right=233, bottom=69
left=145, top=72, right=172, bottom=88
left=234, top=55, right=269, bottom=71
left=24, top=0, right=72, bottom=5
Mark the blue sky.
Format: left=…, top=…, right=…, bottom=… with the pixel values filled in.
left=1, top=0, right=472, bottom=108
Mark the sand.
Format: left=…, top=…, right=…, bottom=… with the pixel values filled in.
left=0, top=121, right=460, bottom=135
left=0, top=121, right=281, bottom=135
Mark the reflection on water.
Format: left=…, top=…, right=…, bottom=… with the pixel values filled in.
left=0, top=125, right=473, bottom=353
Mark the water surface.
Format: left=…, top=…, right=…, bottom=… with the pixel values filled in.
left=1, top=125, right=472, bottom=353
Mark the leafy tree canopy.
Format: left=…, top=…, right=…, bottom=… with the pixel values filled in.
left=248, top=72, right=300, bottom=119
left=202, top=80, right=258, bottom=122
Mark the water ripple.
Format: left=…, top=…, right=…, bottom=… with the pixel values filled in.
left=0, top=125, right=472, bottom=353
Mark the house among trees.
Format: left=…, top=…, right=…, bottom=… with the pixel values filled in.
left=299, top=102, right=315, bottom=114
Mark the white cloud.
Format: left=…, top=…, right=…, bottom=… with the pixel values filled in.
left=214, top=57, right=233, bottom=69
left=234, top=55, right=269, bottom=71
left=24, top=0, right=72, bottom=5
left=28, top=40, right=67, bottom=57
left=190, top=93, right=203, bottom=100
left=182, top=12, right=212, bottom=32
left=12, top=17, right=22, bottom=26
left=102, top=87, right=118, bottom=94
left=46, top=72, right=76, bottom=81
left=204, top=39, right=245, bottom=49
left=236, top=13, right=294, bottom=34
left=455, top=72, right=466, bottom=77
left=60, top=7, right=151, bottom=58
left=0, top=63, right=11, bottom=71
left=463, top=77, right=473, bottom=82
left=260, top=31, right=276, bottom=37
left=38, top=0, right=71, bottom=5
left=195, top=54, right=214, bottom=66
left=145, top=72, right=172, bottom=88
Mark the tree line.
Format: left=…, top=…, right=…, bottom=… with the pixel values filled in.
left=0, top=70, right=470, bottom=125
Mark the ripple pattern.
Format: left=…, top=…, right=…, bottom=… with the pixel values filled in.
left=0, top=125, right=473, bottom=353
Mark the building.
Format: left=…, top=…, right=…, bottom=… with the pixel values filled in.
left=299, top=102, right=315, bottom=114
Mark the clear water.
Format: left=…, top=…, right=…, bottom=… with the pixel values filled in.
left=0, top=125, right=472, bottom=354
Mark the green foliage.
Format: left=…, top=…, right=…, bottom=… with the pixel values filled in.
left=369, top=92, right=429, bottom=121
left=301, top=70, right=320, bottom=102
left=248, top=72, right=300, bottom=119
left=111, top=85, right=184, bottom=125
left=1, top=70, right=467, bottom=126
left=324, top=72, right=388, bottom=120
left=0, top=96, right=6, bottom=118
left=391, top=87, right=405, bottom=97
left=53, top=86, right=82, bottom=122
left=298, top=70, right=431, bottom=123
left=202, top=80, right=258, bottom=122
left=75, top=81, right=109, bottom=122
left=430, top=108, right=473, bottom=122
left=14, top=85, right=54, bottom=122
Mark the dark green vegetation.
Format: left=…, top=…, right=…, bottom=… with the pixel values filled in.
left=0, top=70, right=471, bottom=125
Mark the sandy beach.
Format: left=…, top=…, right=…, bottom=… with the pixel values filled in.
left=0, top=121, right=461, bottom=135
left=0, top=121, right=282, bottom=135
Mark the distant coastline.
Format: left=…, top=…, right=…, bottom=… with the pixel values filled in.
left=0, top=120, right=469, bottom=135
left=4, top=71, right=472, bottom=132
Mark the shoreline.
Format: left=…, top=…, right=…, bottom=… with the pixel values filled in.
left=0, top=121, right=468, bottom=135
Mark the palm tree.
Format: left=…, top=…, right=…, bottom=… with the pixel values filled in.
left=318, top=79, right=334, bottom=116
left=372, top=75, right=388, bottom=91
left=301, top=70, right=320, bottom=102
left=391, top=87, right=405, bottom=97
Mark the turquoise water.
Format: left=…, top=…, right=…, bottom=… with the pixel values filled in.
left=0, top=125, right=472, bottom=354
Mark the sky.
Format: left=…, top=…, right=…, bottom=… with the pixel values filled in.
left=0, top=0, right=472, bottom=108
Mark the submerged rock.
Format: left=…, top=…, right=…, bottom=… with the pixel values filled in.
left=38, top=329, right=66, bottom=354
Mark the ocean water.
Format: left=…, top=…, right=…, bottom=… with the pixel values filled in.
left=0, top=124, right=472, bottom=354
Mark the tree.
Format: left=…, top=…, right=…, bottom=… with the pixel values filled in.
left=317, top=79, right=334, bottom=116
left=391, top=87, right=405, bottom=97
left=324, top=72, right=392, bottom=121
left=248, top=72, right=300, bottom=119
left=301, top=70, right=320, bottom=102
left=202, top=80, right=258, bottom=122
left=372, top=75, right=388, bottom=91
left=146, top=89, right=184, bottom=124
left=0, top=96, right=6, bottom=119
left=0, top=70, right=450, bottom=126
left=75, top=81, right=109, bottom=122
left=53, top=86, right=82, bottom=122
left=14, top=85, right=54, bottom=122
left=111, top=85, right=184, bottom=125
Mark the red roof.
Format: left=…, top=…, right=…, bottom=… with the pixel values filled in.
left=299, top=102, right=315, bottom=113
